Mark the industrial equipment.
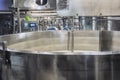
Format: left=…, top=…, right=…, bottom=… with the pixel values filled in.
left=21, top=21, right=39, bottom=32
left=14, top=0, right=56, bottom=10
left=0, top=31, right=120, bottom=80
left=1, top=0, right=120, bottom=80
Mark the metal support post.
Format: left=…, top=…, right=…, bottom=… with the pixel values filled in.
left=107, top=17, right=112, bottom=31
left=92, top=17, right=96, bottom=30
left=17, top=8, right=21, bottom=33
left=82, top=17, right=86, bottom=30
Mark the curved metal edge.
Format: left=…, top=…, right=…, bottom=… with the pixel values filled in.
left=0, top=31, right=120, bottom=55
left=6, top=48, right=119, bottom=55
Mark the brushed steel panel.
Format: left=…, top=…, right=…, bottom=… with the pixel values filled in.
left=1, top=52, right=120, bottom=80
left=57, top=0, right=120, bottom=16
left=15, top=0, right=56, bottom=10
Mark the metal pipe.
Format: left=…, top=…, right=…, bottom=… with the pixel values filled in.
left=17, top=8, right=21, bottom=33
left=82, top=17, right=86, bottom=30
left=13, top=14, right=16, bottom=33
left=107, top=17, right=112, bottom=31
left=74, top=16, right=79, bottom=30
left=92, top=17, right=96, bottom=30
left=41, top=0, right=43, bottom=5
left=13, top=0, right=15, bottom=7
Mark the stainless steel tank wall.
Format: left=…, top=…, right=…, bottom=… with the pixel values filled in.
left=0, top=31, right=100, bottom=52
left=1, top=51, right=120, bottom=80
left=0, top=31, right=120, bottom=80
left=112, top=31, right=120, bottom=51
left=74, top=31, right=99, bottom=51
left=1, top=30, right=120, bottom=52
left=1, top=31, right=120, bottom=52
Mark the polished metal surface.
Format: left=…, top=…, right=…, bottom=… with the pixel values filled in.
left=0, top=30, right=120, bottom=52
left=14, top=0, right=120, bottom=16
left=0, top=31, right=120, bottom=80
left=15, top=0, right=56, bottom=10
left=112, top=31, right=120, bottom=51
left=57, top=0, right=120, bottom=16
left=0, top=31, right=100, bottom=52
left=0, top=52, right=120, bottom=80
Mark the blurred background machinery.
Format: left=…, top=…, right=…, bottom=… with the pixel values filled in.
left=1, top=0, right=120, bottom=80
left=1, top=0, right=120, bottom=34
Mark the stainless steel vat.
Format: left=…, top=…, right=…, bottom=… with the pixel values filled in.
left=0, top=31, right=120, bottom=80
